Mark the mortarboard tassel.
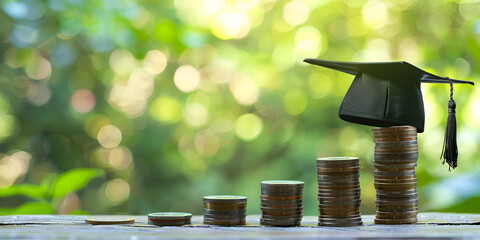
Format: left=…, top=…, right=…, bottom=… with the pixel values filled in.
left=441, top=81, right=458, bottom=170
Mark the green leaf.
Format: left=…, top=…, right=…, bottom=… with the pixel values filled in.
left=40, top=173, right=58, bottom=190
left=51, top=168, right=104, bottom=199
left=0, top=202, right=54, bottom=215
left=0, top=184, right=48, bottom=199
left=67, top=209, right=89, bottom=215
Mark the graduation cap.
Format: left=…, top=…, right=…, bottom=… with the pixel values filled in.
left=304, top=58, right=474, bottom=170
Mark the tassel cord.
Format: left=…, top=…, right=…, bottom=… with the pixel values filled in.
left=440, top=81, right=458, bottom=170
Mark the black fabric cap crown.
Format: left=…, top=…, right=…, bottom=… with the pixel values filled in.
left=304, top=59, right=474, bottom=133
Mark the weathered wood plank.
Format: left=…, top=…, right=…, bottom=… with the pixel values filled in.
left=0, top=213, right=479, bottom=239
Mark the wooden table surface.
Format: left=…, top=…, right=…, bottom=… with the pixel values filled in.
left=1, top=213, right=479, bottom=239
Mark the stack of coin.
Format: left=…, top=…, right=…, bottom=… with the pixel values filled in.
left=317, top=157, right=363, bottom=227
left=372, top=126, right=418, bottom=224
left=260, top=180, right=304, bottom=227
left=148, top=212, right=192, bottom=226
left=203, top=195, right=247, bottom=226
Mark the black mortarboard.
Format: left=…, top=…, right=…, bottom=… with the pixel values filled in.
left=304, top=58, right=474, bottom=169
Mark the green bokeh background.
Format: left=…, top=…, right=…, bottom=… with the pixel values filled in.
left=0, top=0, right=479, bottom=215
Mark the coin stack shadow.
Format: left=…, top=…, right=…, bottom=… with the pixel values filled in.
left=317, top=157, right=363, bottom=227
left=372, top=126, right=418, bottom=224
left=260, top=180, right=304, bottom=227
left=203, top=195, right=247, bottom=226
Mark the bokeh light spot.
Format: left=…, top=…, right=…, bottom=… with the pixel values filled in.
left=470, top=94, right=480, bottom=124
left=184, top=102, right=208, bottom=127
left=202, top=0, right=224, bottom=15
left=453, top=58, right=471, bottom=79
left=283, top=0, right=310, bottom=26
left=84, top=115, right=111, bottom=139
left=150, top=96, right=183, bottom=124
left=398, top=38, right=419, bottom=62
left=108, top=146, right=133, bottom=170
left=0, top=93, right=11, bottom=114
left=0, top=151, right=31, bottom=188
left=212, top=13, right=251, bottom=40
left=11, top=25, right=38, bottom=47
left=272, top=44, right=295, bottom=69
left=0, top=115, right=16, bottom=142
left=2, top=1, right=29, bottom=19
left=109, top=49, right=136, bottom=74
left=26, top=57, right=51, bottom=80
left=71, top=88, right=96, bottom=113
left=347, top=15, right=370, bottom=37
left=207, top=59, right=233, bottom=84
left=104, top=178, right=130, bottom=204
left=194, top=130, right=220, bottom=158
left=174, top=65, right=200, bottom=93
left=128, top=70, right=154, bottom=98
left=294, top=26, right=322, bottom=61
left=308, top=72, right=332, bottom=98
left=108, top=69, right=154, bottom=118
left=353, top=38, right=391, bottom=61
left=184, top=92, right=210, bottom=127
left=423, top=87, right=442, bottom=129
left=338, top=127, right=359, bottom=153
left=4, top=48, right=27, bottom=68
left=57, top=192, right=80, bottom=214
left=53, top=42, right=76, bottom=67
left=178, top=134, right=198, bottom=161
left=362, top=0, right=389, bottom=29
left=143, top=49, right=167, bottom=75
left=97, top=125, right=122, bottom=149
left=234, top=113, right=263, bottom=141
left=229, top=75, right=259, bottom=105
left=209, top=118, right=235, bottom=146
left=27, top=83, right=51, bottom=106
left=283, top=88, right=308, bottom=115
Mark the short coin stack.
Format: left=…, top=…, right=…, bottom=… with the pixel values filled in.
left=317, top=157, right=363, bottom=227
left=148, top=212, right=192, bottom=226
left=372, top=126, right=418, bottom=224
left=260, top=180, right=304, bottom=227
left=203, top=195, right=247, bottom=226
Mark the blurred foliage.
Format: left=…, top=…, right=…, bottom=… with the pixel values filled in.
left=0, top=0, right=479, bottom=216
left=0, top=168, right=102, bottom=214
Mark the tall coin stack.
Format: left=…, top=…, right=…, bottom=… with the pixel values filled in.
left=203, top=195, right=247, bottom=226
left=317, top=157, right=363, bottom=227
left=260, top=180, right=304, bottom=227
left=372, top=126, right=418, bottom=224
